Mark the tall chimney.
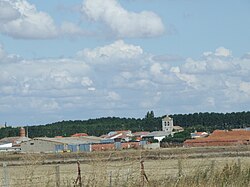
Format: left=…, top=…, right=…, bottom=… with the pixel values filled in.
left=20, top=127, right=25, bottom=137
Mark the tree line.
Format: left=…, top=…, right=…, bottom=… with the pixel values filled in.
left=0, top=111, right=250, bottom=139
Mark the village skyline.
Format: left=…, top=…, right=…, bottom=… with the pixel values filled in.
left=1, top=0, right=250, bottom=125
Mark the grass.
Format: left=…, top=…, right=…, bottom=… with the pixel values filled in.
left=1, top=146, right=250, bottom=186
left=1, top=155, right=250, bottom=186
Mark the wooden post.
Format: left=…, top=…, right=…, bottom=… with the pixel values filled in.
left=55, top=165, right=60, bottom=187
left=178, top=159, right=183, bottom=177
left=109, top=171, right=112, bottom=187
left=2, top=163, right=9, bottom=187
left=140, top=160, right=149, bottom=187
left=74, top=161, right=82, bottom=187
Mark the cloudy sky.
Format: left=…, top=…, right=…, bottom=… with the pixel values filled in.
left=1, top=0, right=250, bottom=125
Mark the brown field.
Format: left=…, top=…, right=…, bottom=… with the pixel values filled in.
left=1, top=146, right=250, bottom=186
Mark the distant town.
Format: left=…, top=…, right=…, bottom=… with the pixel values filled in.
left=0, top=111, right=250, bottom=153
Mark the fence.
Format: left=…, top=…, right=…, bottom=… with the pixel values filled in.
left=0, top=157, right=249, bottom=187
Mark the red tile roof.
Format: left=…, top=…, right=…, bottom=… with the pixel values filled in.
left=71, top=133, right=88, bottom=137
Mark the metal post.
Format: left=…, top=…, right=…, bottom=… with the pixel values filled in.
left=55, top=165, right=60, bottom=187
left=2, top=163, right=9, bottom=187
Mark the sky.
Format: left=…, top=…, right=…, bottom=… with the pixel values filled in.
left=0, top=0, right=250, bottom=126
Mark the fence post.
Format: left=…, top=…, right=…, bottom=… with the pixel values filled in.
left=140, top=160, right=149, bottom=187
left=210, top=160, right=215, bottom=175
left=55, top=165, right=60, bottom=187
left=109, top=171, right=112, bottom=187
left=237, top=158, right=241, bottom=170
left=178, top=159, right=183, bottom=177
left=74, top=161, right=82, bottom=187
left=2, top=163, right=9, bottom=187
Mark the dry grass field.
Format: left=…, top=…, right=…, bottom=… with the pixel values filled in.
left=1, top=146, right=250, bottom=186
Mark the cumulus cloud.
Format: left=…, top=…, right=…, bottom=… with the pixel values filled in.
left=0, top=0, right=88, bottom=39
left=215, top=47, right=232, bottom=57
left=1, top=41, right=250, bottom=124
left=82, top=0, right=165, bottom=38
left=0, top=0, right=57, bottom=39
left=0, top=1, right=20, bottom=21
left=77, top=40, right=143, bottom=62
left=203, top=47, right=232, bottom=58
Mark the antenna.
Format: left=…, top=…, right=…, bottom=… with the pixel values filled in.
left=26, top=126, right=29, bottom=138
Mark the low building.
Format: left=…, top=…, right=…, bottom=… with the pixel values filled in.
left=190, top=131, right=209, bottom=139
left=101, top=130, right=133, bottom=142
left=71, top=133, right=88, bottom=137
left=184, top=129, right=250, bottom=147
left=143, top=131, right=170, bottom=142
left=21, top=136, right=103, bottom=153
left=0, top=127, right=30, bottom=152
left=132, top=131, right=150, bottom=141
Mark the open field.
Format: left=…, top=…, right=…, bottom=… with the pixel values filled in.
left=1, top=146, right=250, bottom=186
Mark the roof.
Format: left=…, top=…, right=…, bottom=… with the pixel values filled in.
left=162, top=115, right=172, bottom=122
left=0, top=136, right=30, bottom=146
left=103, top=130, right=132, bottom=139
left=185, top=129, right=250, bottom=144
left=173, top=126, right=184, bottom=130
left=71, top=133, right=88, bottom=137
left=133, top=132, right=150, bottom=136
left=191, top=132, right=208, bottom=136
left=146, top=131, right=171, bottom=137
left=33, top=136, right=103, bottom=145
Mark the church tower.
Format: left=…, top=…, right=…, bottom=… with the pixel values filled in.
left=162, top=115, right=173, bottom=133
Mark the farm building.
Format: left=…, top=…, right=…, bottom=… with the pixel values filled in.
left=0, top=127, right=30, bottom=152
left=184, top=129, right=250, bottom=147
left=100, top=130, right=133, bottom=142
left=190, top=131, right=209, bottom=139
left=21, top=136, right=103, bottom=153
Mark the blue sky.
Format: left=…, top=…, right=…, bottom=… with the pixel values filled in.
left=0, top=0, right=250, bottom=125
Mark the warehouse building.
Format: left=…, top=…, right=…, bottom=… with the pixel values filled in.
left=21, top=136, right=103, bottom=153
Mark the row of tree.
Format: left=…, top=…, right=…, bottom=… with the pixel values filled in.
left=0, top=111, right=250, bottom=139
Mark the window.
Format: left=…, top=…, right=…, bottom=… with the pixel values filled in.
left=30, top=142, right=34, bottom=145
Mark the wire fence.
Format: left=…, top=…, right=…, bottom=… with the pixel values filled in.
left=1, top=156, right=250, bottom=187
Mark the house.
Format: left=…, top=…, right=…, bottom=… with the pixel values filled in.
left=143, top=131, right=170, bottom=142
left=173, top=126, right=184, bottom=133
left=101, top=130, right=133, bottom=142
left=184, top=128, right=250, bottom=147
left=190, top=131, right=209, bottom=139
left=132, top=131, right=150, bottom=141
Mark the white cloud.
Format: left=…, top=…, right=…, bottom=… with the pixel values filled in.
left=0, top=44, right=7, bottom=59
left=77, top=40, right=143, bottom=62
left=181, top=58, right=206, bottom=74
left=60, top=22, right=87, bottom=36
left=81, top=77, right=93, bottom=87
left=106, top=91, right=121, bottom=101
left=0, top=1, right=20, bottom=22
left=239, top=82, right=250, bottom=95
left=0, top=0, right=88, bottom=39
left=82, top=0, right=165, bottom=38
left=215, top=47, right=232, bottom=57
left=0, top=0, right=57, bottom=39
left=1, top=41, right=250, bottom=124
